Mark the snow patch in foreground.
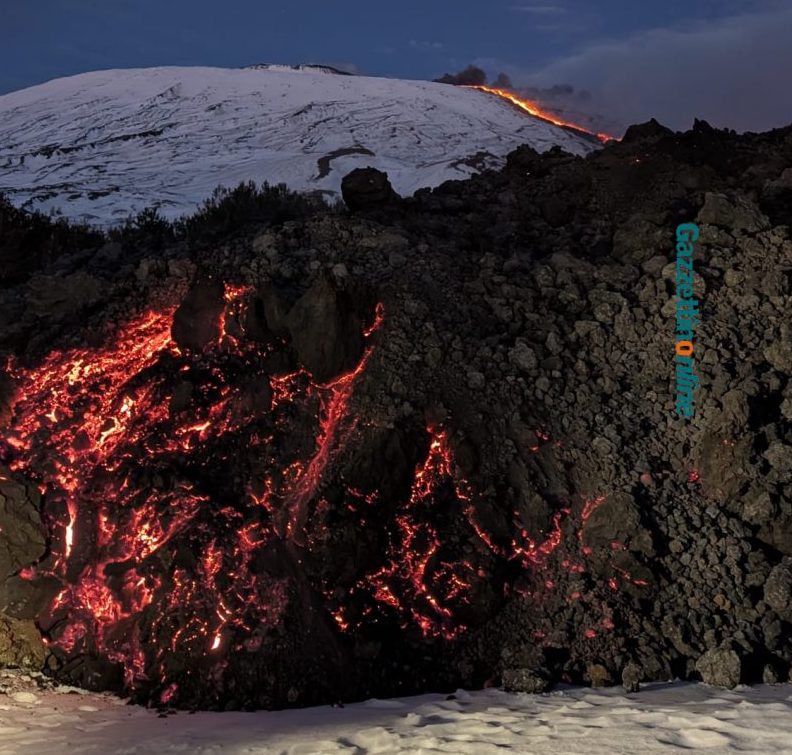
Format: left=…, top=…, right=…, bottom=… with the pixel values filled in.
left=1, top=669, right=791, bottom=754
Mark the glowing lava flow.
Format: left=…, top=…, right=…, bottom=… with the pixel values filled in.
left=0, top=276, right=636, bottom=696
left=0, top=285, right=282, bottom=683
left=280, top=350, right=375, bottom=542
left=3, top=306, right=179, bottom=567
left=365, top=428, right=476, bottom=639
left=464, top=85, right=618, bottom=144
left=360, top=426, right=635, bottom=641
left=0, top=284, right=388, bottom=694
left=1, top=303, right=192, bottom=684
left=280, top=309, right=384, bottom=542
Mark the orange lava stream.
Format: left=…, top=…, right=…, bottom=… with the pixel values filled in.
left=1, top=284, right=291, bottom=685
left=365, top=428, right=475, bottom=639
left=279, top=305, right=385, bottom=543
left=281, top=348, right=374, bottom=541
left=465, top=85, right=619, bottom=144
left=5, top=306, right=179, bottom=562
left=0, top=285, right=397, bottom=694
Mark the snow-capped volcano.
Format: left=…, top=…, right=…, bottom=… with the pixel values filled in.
left=0, top=66, right=599, bottom=226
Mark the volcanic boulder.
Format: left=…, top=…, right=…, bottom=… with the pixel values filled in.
left=620, top=119, right=674, bottom=145
left=0, top=615, right=46, bottom=669
left=171, top=276, right=226, bottom=350
left=341, top=168, right=399, bottom=213
left=505, top=145, right=545, bottom=176
left=761, top=168, right=792, bottom=226
left=621, top=662, right=643, bottom=692
left=697, top=192, right=770, bottom=233
left=696, top=646, right=742, bottom=689
left=763, top=323, right=792, bottom=375
left=586, top=664, right=614, bottom=688
left=764, top=559, right=792, bottom=622
left=0, top=471, right=53, bottom=637
left=283, top=275, right=365, bottom=383
left=256, top=284, right=293, bottom=338
left=581, top=492, right=653, bottom=557
left=501, top=668, right=549, bottom=693
left=0, top=471, right=46, bottom=585
left=243, top=292, right=279, bottom=342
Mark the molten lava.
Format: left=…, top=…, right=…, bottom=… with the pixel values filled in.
left=0, top=284, right=386, bottom=692
left=280, top=346, right=377, bottom=542
left=364, top=428, right=476, bottom=639
left=465, top=85, right=618, bottom=144
left=0, top=276, right=639, bottom=703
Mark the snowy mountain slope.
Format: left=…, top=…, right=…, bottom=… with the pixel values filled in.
left=0, top=66, right=598, bottom=226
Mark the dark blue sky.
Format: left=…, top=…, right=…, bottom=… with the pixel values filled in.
left=2, top=0, right=790, bottom=131
left=0, top=0, right=779, bottom=93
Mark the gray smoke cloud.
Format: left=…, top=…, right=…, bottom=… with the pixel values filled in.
left=433, top=65, right=488, bottom=86
left=432, top=67, right=514, bottom=91
left=480, top=6, right=792, bottom=135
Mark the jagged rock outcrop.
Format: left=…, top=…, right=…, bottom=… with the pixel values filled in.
left=283, top=275, right=365, bottom=383
left=0, top=472, right=46, bottom=587
left=0, top=616, right=46, bottom=669
left=170, top=276, right=226, bottom=350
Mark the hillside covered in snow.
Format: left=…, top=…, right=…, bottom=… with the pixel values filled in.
left=0, top=65, right=598, bottom=226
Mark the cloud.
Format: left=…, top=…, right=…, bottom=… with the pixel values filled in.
left=509, top=7, right=792, bottom=133
left=433, top=65, right=487, bottom=86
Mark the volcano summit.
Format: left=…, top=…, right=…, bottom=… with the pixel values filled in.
left=0, top=66, right=598, bottom=227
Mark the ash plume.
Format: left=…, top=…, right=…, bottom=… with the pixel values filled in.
left=433, top=65, right=487, bottom=86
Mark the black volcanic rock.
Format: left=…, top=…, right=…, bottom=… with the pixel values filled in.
left=283, top=275, right=364, bottom=383
left=761, top=167, right=792, bottom=226
left=0, top=471, right=46, bottom=583
left=501, top=668, right=549, bottom=693
left=171, top=276, right=225, bottom=350
left=621, top=118, right=674, bottom=144
left=505, top=145, right=544, bottom=175
left=0, top=470, right=54, bottom=627
left=696, top=646, right=742, bottom=689
left=0, top=615, right=46, bottom=668
left=764, top=559, right=792, bottom=622
left=341, top=168, right=399, bottom=213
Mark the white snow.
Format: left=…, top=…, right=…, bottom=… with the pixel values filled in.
left=0, top=66, right=597, bottom=227
left=1, top=670, right=791, bottom=754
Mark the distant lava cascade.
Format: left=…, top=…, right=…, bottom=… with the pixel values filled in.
left=465, top=85, right=618, bottom=144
